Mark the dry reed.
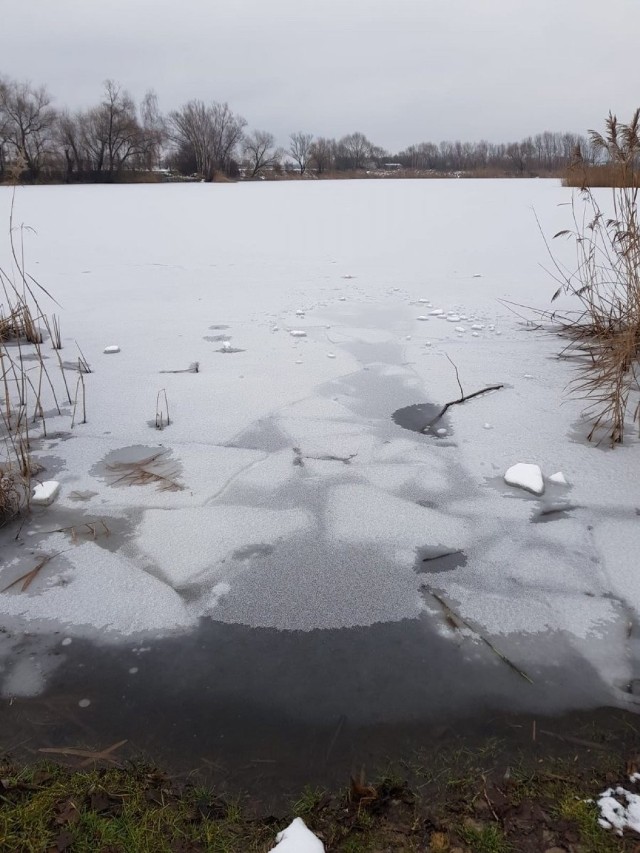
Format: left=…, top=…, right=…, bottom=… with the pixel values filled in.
left=543, top=110, right=640, bottom=445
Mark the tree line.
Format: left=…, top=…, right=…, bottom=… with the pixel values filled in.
left=0, top=75, right=596, bottom=183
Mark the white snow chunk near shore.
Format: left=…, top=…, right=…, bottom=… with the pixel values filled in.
left=31, top=481, right=60, bottom=506
left=290, top=330, right=307, bottom=337
left=270, top=818, right=324, bottom=852
left=549, top=471, right=568, bottom=486
left=504, top=463, right=545, bottom=495
left=598, top=787, right=640, bottom=835
left=429, top=308, right=444, bottom=316
left=103, top=345, right=120, bottom=354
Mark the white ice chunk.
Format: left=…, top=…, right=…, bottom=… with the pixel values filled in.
left=103, top=345, right=120, bottom=354
left=447, top=315, right=461, bottom=322
left=270, top=817, right=324, bottom=852
left=471, top=324, right=484, bottom=330
left=326, top=352, right=336, bottom=358
left=295, top=309, right=305, bottom=316
left=429, top=309, right=444, bottom=316
left=417, top=315, right=429, bottom=321
left=504, top=463, right=545, bottom=495
left=455, top=326, right=466, bottom=333
left=290, top=330, right=307, bottom=337
left=549, top=471, right=568, bottom=485
left=32, top=481, right=60, bottom=506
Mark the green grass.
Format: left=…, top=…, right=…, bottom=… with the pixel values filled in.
left=459, top=822, right=513, bottom=853
left=0, top=731, right=636, bottom=853
left=555, top=794, right=621, bottom=853
left=0, top=763, right=272, bottom=853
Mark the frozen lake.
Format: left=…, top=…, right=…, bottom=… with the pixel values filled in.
left=1, top=179, right=639, bottom=792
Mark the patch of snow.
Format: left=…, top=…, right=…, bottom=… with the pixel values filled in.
left=417, top=315, right=429, bottom=321
left=447, top=315, right=461, bottom=322
left=32, top=481, right=60, bottom=506
left=103, top=345, right=120, bottom=354
left=429, top=308, right=444, bottom=316
left=290, top=330, right=307, bottom=337
left=78, top=698, right=91, bottom=708
left=471, top=324, right=484, bottom=330
left=270, top=818, right=325, bottom=852
left=598, top=787, right=640, bottom=835
left=455, top=326, right=466, bottom=333
left=504, top=463, right=545, bottom=495
left=549, top=471, right=568, bottom=485
left=326, top=352, right=336, bottom=358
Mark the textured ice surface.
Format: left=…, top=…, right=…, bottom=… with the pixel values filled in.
left=0, top=180, right=639, bottom=703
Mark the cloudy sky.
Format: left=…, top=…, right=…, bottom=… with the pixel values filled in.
left=4, top=0, right=639, bottom=151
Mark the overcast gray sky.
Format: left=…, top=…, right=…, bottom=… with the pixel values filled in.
left=4, top=0, right=639, bottom=151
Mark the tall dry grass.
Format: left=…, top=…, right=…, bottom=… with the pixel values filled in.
left=1, top=183, right=75, bottom=524
left=544, top=110, right=640, bottom=445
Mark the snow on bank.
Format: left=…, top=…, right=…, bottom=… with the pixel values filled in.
left=270, top=818, right=324, bottom=852
left=598, top=787, right=640, bottom=835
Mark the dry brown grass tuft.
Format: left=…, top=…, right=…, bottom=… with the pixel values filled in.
left=543, top=109, right=640, bottom=445
left=1, top=186, right=78, bottom=523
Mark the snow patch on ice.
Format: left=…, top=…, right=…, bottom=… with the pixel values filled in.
left=549, top=471, right=568, bottom=486
left=504, top=463, right=545, bottom=495
left=32, top=481, right=60, bottom=506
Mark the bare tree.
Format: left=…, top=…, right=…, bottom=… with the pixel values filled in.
left=243, top=130, right=281, bottom=177
left=139, top=90, right=166, bottom=170
left=0, top=77, right=56, bottom=179
left=100, top=80, right=143, bottom=176
left=289, top=131, right=313, bottom=175
left=336, top=132, right=378, bottom=170
left=55, top=110, right=85, bottom=180
left=71, top=81, right=145, bottom=179
left=169, top=100, right=245, bottom=180
left=169, top=100, right=214, bottom=178
left=309, top=137, right=335, bottom=174
left=210, top=102, right=246, bottom=173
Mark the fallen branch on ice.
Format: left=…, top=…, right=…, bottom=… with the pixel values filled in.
left=424, top=354, right=503, bottom=430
